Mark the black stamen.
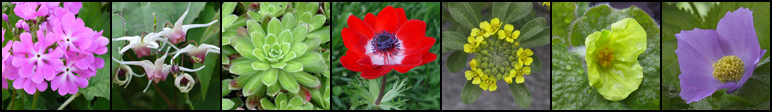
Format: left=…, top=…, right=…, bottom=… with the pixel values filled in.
left=371, top=31, right=401, bottom=58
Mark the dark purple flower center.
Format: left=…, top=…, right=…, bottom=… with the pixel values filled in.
left=36, top=54, right=41, bottom=58
left=181, top=77, right=190, bottom=86
left=117, top=67, right=127, bottom=77
left=371, top=31, right=400, bottom=58
left=712, top=55, right=744, bottom=83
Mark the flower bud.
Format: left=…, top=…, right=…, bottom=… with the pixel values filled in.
left=175, top=73, right=195, bottom=93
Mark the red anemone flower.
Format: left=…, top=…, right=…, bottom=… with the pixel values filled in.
left=340, top=6, right=437, bottom=79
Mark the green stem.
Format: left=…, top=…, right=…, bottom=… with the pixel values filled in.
left=31, top=92, right=39, bottom=110
left=57, top=93, right=80, bottom=110
left=8, top=90, right=15, bottom=110
left=185, top=93, right=195, bottom=110
left=374, top=73, right=388, bottom=106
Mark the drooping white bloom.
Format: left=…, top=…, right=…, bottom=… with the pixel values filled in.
left=161, top=2, right=219, bottom=44
left=171, top=44, right=220, bottom=63
left=174, top=73, right=195, bottom=93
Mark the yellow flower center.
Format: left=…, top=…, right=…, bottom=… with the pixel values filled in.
left=712, top=55, right=744, bottom=83
left=597, top=47, right=614, bottom=68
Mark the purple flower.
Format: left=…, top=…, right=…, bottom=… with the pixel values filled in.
left=16, top=20, right=30, bottom=32
left=63, top=2, right=82, bottom=15
left=11, top=31, right=64, bottom=85
left=13, top=2, right=49, bottom=20
left=50, top=7, right=94, bottom=55
left=51, top=55, right=92, bottom=95
left=12, top=77, right=48, bottom=94
left=676, top=7, right=767, bottom=104
left=2, top=13, right=8, bottom=22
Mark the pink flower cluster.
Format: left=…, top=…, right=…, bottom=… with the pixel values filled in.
left=3, top=2, right=108, bottom=96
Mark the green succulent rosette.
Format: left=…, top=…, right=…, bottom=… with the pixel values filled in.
left=585, top=18, right=647, bottom=101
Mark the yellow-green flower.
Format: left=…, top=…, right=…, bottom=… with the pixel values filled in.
left=463, top=34, right=485, bottom=53
left=509, top=63, right=531, bottom=84
left=475, top=75, right=497, bottom=91
left=480, top=18, right=502, bottom=38
left=465, top=59, right=483, bottom=80
left=585, top=18, right=646, bottom=101
left=516, top=48, right=534, bottom=67
left=497, top=24, right=520, bottom=43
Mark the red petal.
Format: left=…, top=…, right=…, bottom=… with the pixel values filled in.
left=375, top=6, right=399, bottom=33
left=341, top=28, right=369, bottom=54
left=360, top=66, right=391, bottom=79
left=405, top=37, right=435, bottom=55
left=364, top=13, right=376, bottom=28
left=396, top=20, right=427, bottom=50
left=396, top=8, right=407, bottom=26
left=420, top=52, right=437, bottom=65
left=347, top=15, right=375, bottom=38
left=391, top=54, right=422, bottom=73
left=340, top=51, right=367, bottom=72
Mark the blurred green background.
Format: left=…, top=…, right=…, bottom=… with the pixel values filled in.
left=110, top=2, right=221, bottom=110
left=330, top=2, right=441, bottom=110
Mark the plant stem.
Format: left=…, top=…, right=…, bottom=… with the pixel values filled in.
left=8, top=90, right=16, bottom=110
left=31, top=92, right=39, bottom=110
left=185, top=93, right=195, bottom=110
left=57, top=93, right=80, bottom=110
left=374, top=73, right=388, bottom=106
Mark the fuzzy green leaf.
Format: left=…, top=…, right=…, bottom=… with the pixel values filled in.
left=446, top=2, right=480, bottom=30
left=222, top=99, right=234, bottom=110
left=509, top=82, right=531, bottom=108
left=230, top=59, right=258, bottom=75
left=446, top=50, right=468, bottom=73
left=278, top=70, right=300, bottom=93
left=243, top=72, right=264, bottom=96
left=292, top=72, right=321, bottom=88
left=440, top=31, right=466, bottom=51
left=283, top=61, right=304, bottom=73
left=263, top=68, right=279, bottom=86
left=517, top=17, right=550, bottom=48
left=460, top=80, right=482, bottom=104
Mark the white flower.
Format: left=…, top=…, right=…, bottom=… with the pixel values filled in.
left=161, top=2, right=218, bottom=44
left=174, top=73, right=195, bottom=93
left=113, top=32, right=177, bottom=58
left=171, top=44, right=220, bottom=63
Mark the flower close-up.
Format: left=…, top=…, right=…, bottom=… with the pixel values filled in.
left=676, top=7, right=767, bottom=104
left=340, top=6, right=437, bottom=79
left=584, top=18, right=647, bottom=101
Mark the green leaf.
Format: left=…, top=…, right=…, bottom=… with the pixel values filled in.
left=292, top=71, right=320, bottom=88
left=509, top=82, right=531, bottom=109
left=517, top=17, right=550, bottom=48
left=530, top=53, right=542, bottom=74
left=222, top=99, right=235, bottom=110
left=242, top=72, right=264, bottom=96
left=222, top=79, right=232, bottom=97
left=440, top=31, right=466, bottom=51
left=279, top=71, right=300, bottom=93
left=230, top=59, right=258, bottom=75
left=552, top=2, right=576, bottom=46
left=308, top=26, right=330, bottom=43
left=289, top=97, right=303, bottom=107
left=268, top=17, right=283, bottom=35
left=114, top=2, right=205, bottom=36
left=568, top=5, right=660, bottom=47
left=261, top=98, right=277, bottom=110
left=493, top=2, right=532, bottom=24
left=446, top=2, right=480, bottom=30
left=292, top=24, right=309, bottom=44
left=223, top=2, right=237, bottom=16
left=282, top=13, right=297, bottom=31
left=446, top=50, right=468, bottom=73
left=223, top=15, right=238, bottom=32
left=80, top=59, right=111, bottom=100
left=283, top=61, right=304, bottom=73
left=252, top=61, right=271, bottom=70
left=195, top=53, right=217, bottom=100
left=266, top=82, right=281, bottom=97
left=271, top=62, right=287, bottom=69
left=263, top=68, right=279, bottom=86
left=235, top=43, right=259, bottom=60
left=460, top=80, right=482, bottom=104
left=295, top=52, right=326, bottom=73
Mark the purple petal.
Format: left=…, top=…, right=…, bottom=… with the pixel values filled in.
left=13, top=78, right=25, bottom=89
left=2, top=78, right=6, bottom=89
left=730, top=49, right=767, bottom=93
left=18, top=63, right=35, bottom=77
left=23, top=79, right=36, bottom=94
left=74, top=75, right=89, bottom=88
left=675, top=28, right=732, bottom=104
left=36, top=80, right=47, bottom=92
left=716, top=7, right=761, bottom=66
left=50, top=73, right=64, bottom=91
left=94, top=57, right=105, bottom=69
